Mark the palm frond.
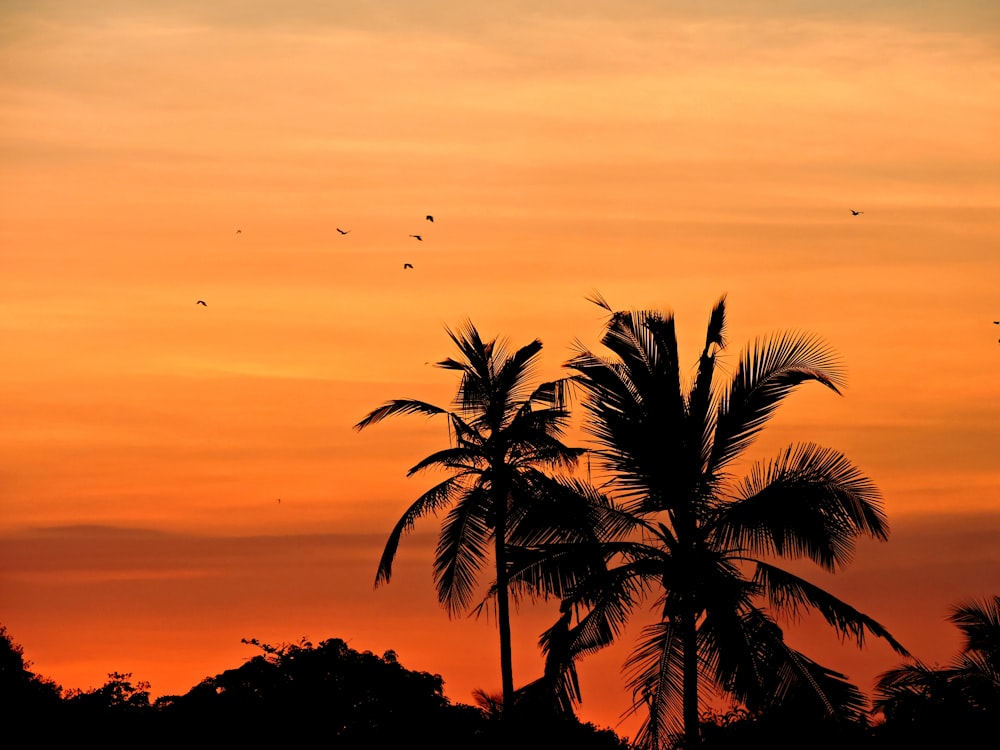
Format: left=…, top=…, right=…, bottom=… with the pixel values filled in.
left=512, top=436, right=585, bottom=471
left=550, top=475, right=641, bottom=541
left=585, top=289, right=614, bottom=313
left=953, top=650, right=1000, bottom=690
left=752, top=561, right=910, bottom=655
left=434, top=484, right=493, bottom=616
left=688, top=295, right=727, bottom=465
left=502, top=543, right=604, bottom=606
left=715, top=442, right=888, bottom=570
left=710, top=332, right=845, bottom=473
left=374, top=475, right=468, bottom=587
left=770, top=647, right=869, bottom=719
left=701, top=604, right=868, bottom=719
left=406, top=447, right=482, bottom=477
left=445, top=411, right=483, bottom=450
left=354, top=399, right=448, bottom=431
left=534, top=604, right=585, bottom=711
left=499, top=337, right=544, bottom=397
left=506, top=472, right=609, bottom=545
left=949, top=595, right=1000, bottom=657
left=441, top=321, right=497, bottom=412
left=567, top=311, right=701, bottom=519
left=563, top=555, right=666, bottom=660
left=527, top=375, right=575, bottom=410
left=504, top=405, right=576, bottom=448
left=704, top=294, right=728, bottom=351
left=698, top=601, right=782, bottom=708
left=601, top=311, right=681, bottom=421
left=623, top=620, right=687, bottom=745
left=873, top=660, right=949, bottom=718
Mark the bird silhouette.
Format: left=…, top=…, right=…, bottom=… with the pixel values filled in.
left=403, top=263, right=414, bottom=269
left=336, top=228, right=350, bottom=235
left=236, top=229, right=242, bottom=234
left=850, top=210, right=863, bottom=216
left=196, top=300, right=207, bottom=306
left=426, top=215, right=434, bottom=222
left=409, top=235, right=423, bottom=241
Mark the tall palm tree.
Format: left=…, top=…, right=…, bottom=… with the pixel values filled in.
left=354, top=321, right=587, bottom=711
left=537, top=294, right=908, bottom=749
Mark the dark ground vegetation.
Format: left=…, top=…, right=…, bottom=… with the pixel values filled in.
left=2, top=626, right=626, bottom=749
left=4, top=616, right=998, bottom=749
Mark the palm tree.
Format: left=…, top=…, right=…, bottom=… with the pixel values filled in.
left=537, top=294, right=908, bottom=749
left=874, top=595, right=1000, bottom=738
left=949, top=595, right=1000, bottom=703
left=354, top=321, right=587, bottom=712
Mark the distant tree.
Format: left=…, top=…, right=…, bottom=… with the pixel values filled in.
left=355, top=321, right=590, bottom=712
left=690, top=703, right=874, bottom=750
left=59, top=670, right=156, bottom=741
left=470, top=683, right=632, bottom=750
left=1, top=625, right=156, bottom=741
left=64, top=671, right=152, bottom=711
left=874, top=595, right=1000, bottom=743
left=163, top=636, right=482, bottom=748
left=0, top=623, right=62, bottom=717
left=524, top=295, right=908, bottom=749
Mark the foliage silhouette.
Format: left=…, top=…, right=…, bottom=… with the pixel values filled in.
left=60, top=671, right=154, bottom=738
left=519, top=295, right=908, bottom=749
left=161, top=636, right=484, bottom=747
left=687, top=704, right=874, bottom=750
left=873, top=594, right=1000, bottom=744
left=4, top=624, right=632, bottom=748
left=1, top=624, right=161, bottom=740
left=354, top=320, right=590, bottom=712
left=469, top=684, right=632, bottom=750
left=64, top=671, right=151, bottom=710
left=0, top=623, right=62, bottom=722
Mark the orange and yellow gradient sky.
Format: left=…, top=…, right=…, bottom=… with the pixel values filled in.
left=2, top=0, right=999, bottom=738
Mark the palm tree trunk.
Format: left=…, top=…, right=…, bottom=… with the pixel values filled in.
left=681, top=606, right=700, bottom=748
left=495, top=490, right=516, bottom=715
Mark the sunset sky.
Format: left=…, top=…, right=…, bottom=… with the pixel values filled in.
left=2, top=0, right=999, bottom=738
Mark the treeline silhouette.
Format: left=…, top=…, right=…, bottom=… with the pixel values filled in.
left=1, top=626, right=627, bottom=749
left=5, top=598, right=999, bottom=749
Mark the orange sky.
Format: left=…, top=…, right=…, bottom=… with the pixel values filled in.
left=2, top=1, right=999, bottom=739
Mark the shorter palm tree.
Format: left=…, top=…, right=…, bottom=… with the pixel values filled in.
left=875, top=595, right=1000, bottom=739
left=354, top=321, right=588, bottom=712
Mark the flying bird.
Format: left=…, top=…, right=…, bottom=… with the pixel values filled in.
left=409, top=234, right=423, bottom=241
left=336, top=228, right=350, bottom=235
left=403, top=263, right=413, bottom=269
left=425, top=215, right=434, bottom=222
left=850, top=210, right=863, bottom=216
left=196, top=300, right=207, bottom=306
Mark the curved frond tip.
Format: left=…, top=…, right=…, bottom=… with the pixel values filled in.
left=354, top=399, right=448, bottom=431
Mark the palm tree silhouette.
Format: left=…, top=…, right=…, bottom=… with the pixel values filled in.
left=538, top=294, right=908, bottom=749
left=875, top=595, right=1000, bottom=736
left=354, top=321, right=586, bottom=713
